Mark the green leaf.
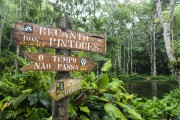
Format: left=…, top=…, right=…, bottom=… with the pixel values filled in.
left=0, top=96, right=12, bottom=107
left=87, top=95, right=99, bottom=101
left=4, top=109, right=23, bottom=119
left=104, top=103, right=127, bottom=120
left=98, top=97, right=109, bottom=102
left=28, top=93, right=38, bottom=106
left=28, top=108, right=39, bottom=120
left=80, top=106, right=90, bottom=116
left=90, top=72, right=96, bottom=80
left=12, top=73, right=27, bottom=79
left=102, top=115, right=116, bottom=120
left=116, top=102, right=143, bottom=120
left=101, top=60, right=112, bottom=72
left=97, top=74, right=109, bottom=89
left=90, top=111, right=100, bottom=120
left=28, top=108, right=49, bottom=120
left=108, top=79, right=122, bottom=91
left=12, top=89, right=33, bottom=108
left=111, top=78, right=120, bottom=81
left=103, top=93, right=117, bottom=102
left=80, top=115, right=90, bottom=120
left=41, top=116, right=52, bottom=120
left=39, top=91, right=50, bottom=108
left=68, top=104, right=77, bottom=118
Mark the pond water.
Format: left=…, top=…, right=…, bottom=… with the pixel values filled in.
left=124, top=80, right=179, bottom=99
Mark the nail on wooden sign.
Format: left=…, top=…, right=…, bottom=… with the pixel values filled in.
left=14, top=21, right=106, bottom=54
left=48, top=78, right=81, bottom=100
left=21, top=52, right=95, bottom=72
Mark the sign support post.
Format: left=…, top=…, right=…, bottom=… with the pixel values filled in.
left=52, top=49, right=71, bottom=120
left=53, top=19, right=71, bottom=120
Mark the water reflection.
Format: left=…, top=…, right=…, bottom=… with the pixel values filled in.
left=124, top=80, right=178, bottom=99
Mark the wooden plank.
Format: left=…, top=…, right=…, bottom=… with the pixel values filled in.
left=48, top=78, right=81, bottom=100
left=21, top=52, right=95, bottom=72
left=13, top=21, right=106, bottom=54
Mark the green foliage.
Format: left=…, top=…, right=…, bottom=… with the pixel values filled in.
left=101, top=59, right=112, bottom=72
left=116, top=102, right=142, bottom=120
left=162, top=11, right=170, bottom=23
left=0, top=96, right=12, bottom=112
left=118, top=74, right=145, bottom=81
left=175, top=5, right=180, bottom=23
left=69, top=60, right=143, bottom=120
left=80, top=106, right=90, bottom=116
left=139, top=88, right=180, bottom=119
left=104, top=103, right=127, bottom=120
left=69, top=61, right=180, bottom=120
left=172, top=41, right=180, bottom=57
left=12, top=89, right=33, bottom=108
left=27, top=108, right=50, bottom=120
left=150, top=75, right=176, bottom=81
left=97, top=74, right=109, bottom=89
left=0, top=51, right=52, bottom=119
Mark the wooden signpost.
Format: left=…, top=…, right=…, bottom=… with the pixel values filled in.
left=21, top=52, right=95, bottom=72
left=14, top=21, right=106, bottom=54
left=13, top=21, right=106, bottom=120
left=48, top=78, right=81, bottom=100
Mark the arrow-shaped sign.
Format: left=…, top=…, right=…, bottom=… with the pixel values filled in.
left=21, top=52, right=95, bottom=72
left=14, top=21, right=106, bottom=54
left=48, top=78, right=81, bottom=100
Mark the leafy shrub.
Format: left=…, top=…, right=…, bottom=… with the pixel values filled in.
left=150, top=75, right=167, bottom=81
left=0, top=52, right=53, bottom=120
left=118, top=74, right=145, bottom=81
left=150, top=75, right=177, bottom=83
left=69, top=60, right=143, bottom=120
left=139, top=88, right=180, bottom=119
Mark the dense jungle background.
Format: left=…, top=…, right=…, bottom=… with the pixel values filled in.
left=0, top=0, right=180, bottom=120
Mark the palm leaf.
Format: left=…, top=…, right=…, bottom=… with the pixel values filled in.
left=116, top=102, right=143, bottom=120
left=12, top=89, right=33, bottom=108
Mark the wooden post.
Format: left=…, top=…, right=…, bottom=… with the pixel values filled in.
left=52, top=18, right=72, bottom=120
left=52, top=67, right=70, bottom=120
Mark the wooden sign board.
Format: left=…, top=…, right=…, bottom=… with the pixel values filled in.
left=21, top=52, right=95, bottom=72
left=48, top=78, right=81, bottom=100
left=14, top=21, right=106, bottom=54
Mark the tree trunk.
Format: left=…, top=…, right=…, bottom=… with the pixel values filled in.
left=127, top=37, right=130, bottom=74
left=170, top=0, right=175, bottom=25
left=130, top=30, right=133, bottom=74
left=150, top=33, right=153, bottom=75
left=15, top=0, right=23, bottom=73
left=118, top=44, right=122, bottom=72
left=145, top=30, right=154, bottom=75
left=123, top=42, right=126, bottom=74
left=114, top=59, right=117, bottom=74
left=152, top=23, right=157, bottom=76
left=155, top=0, right=176, bottom=62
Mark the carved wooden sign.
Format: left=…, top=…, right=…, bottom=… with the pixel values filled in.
left=14, top=21, right=106, bottom=54
left=48, top=78, right=81, bottom=100
left=21, top=52, right=95, bottom=72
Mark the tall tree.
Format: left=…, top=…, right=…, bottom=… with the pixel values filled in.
left=155, top=0, right=180, bottom=86
left=15, top=0, right=23, bottom=73
left=152, top=20, right=157, bottom=75
left=155, top=0, right=176, bottom=62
